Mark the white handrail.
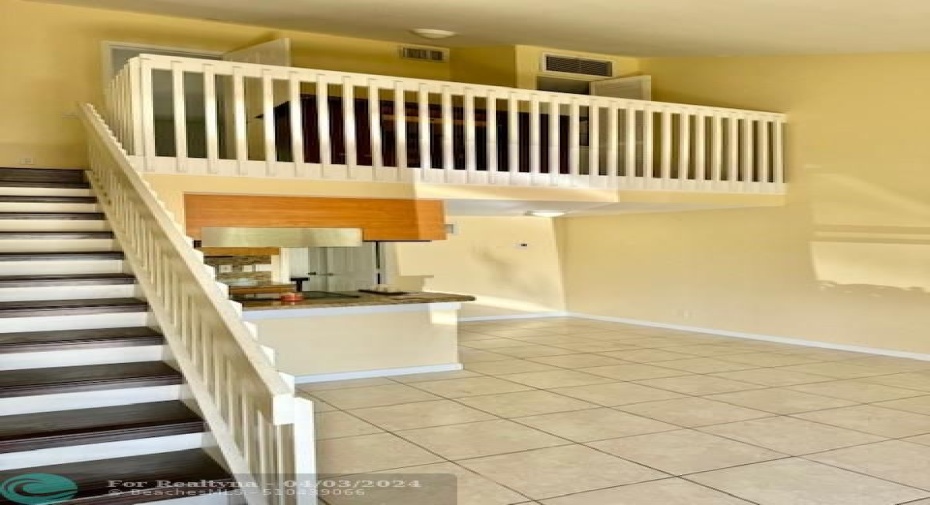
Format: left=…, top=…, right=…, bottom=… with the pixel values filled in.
left=105, top=53, right=786, bottom=194
left=80, top=103, right=315, bottom=505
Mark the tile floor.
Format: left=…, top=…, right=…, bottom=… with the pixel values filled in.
left=300, top=317, right=930, bottom=505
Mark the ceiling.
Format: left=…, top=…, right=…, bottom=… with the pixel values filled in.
left=32, top=0, right=930, bottom=56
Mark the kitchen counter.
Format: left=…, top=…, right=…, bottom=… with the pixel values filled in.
left=234, top=291, right=475, bottom=311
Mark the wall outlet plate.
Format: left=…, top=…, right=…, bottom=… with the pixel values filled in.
left=218, top=265, right=233, bottom=273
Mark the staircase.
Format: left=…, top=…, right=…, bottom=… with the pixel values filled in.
left=0, top=168, right=238, bottom=504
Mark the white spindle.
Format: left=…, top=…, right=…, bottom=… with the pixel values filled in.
left=529, top=95, right=541, bottom=176
left=643, top=108, right=655, bottom=186
left=486, top=90, right=498, bottom=173
left=261, top=70, right=277, bottom=175
left=695, top=113, right=706, bottom=184
left=678, top=112, right=691, bottom=185
left=316, top=76, right=332, bottom=170
left=607, top=103, right=619, bottom=185
left=624, top=106, right=636, bottom=186
left=441, top=86, right=454, bottom=174
left=417, top=84, right=431, bottom=171
left=393, top=81, right=407, bottom=171
left=288, top=72, right=305, bottom=172
left=569, top=98, right=580, bottom=180
left=128, top=59, right=144, bottom=159
left=548, top=98, right=560, bottom=180
left=232, top=68, right=248, bottom=174
left=588, top=102, right=600, bottom=186
left=342, top=78, right=358, bottom=171
left=741, top=116, right=754, bottom=189
left=660, top=109, right=672, bottom=184
left=368, top=80, right=384, bottom=171
left=711, top=114, right=723, bottom=183
left=774, top=119, right=785, bottom=185
left=508, top=93, right=519, bottom=179
left=140, top=59, right=156, bottom=170
left=464, top=88, right=477, bottom=174
left=727, top=115, right=739, bottom=187
left=203, top=65, right=219, bottom=174
left=759, top=119, right=770, bottom=187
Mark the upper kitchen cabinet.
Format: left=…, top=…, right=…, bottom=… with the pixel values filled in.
left=184, top=195, right=446, bottom=242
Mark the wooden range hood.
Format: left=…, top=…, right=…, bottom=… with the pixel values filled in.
left=184, top=194, right=446, bottom=242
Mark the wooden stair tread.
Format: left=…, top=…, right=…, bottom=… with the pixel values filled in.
left=0, top=251, right=123, bottom=261
left=0, top=401, right=203, bottom=453
left=0, top=180, right=90, bottom=189
left=0, top=273, right=135, bottom=287
left=0, top=326, right=161, bottom=353
left=0, top=167, right=86, bottom=180
left=0, top=195, right=96, bottom=203
left=0, top=212, right=105, bottom=220
left=0, top=449, right=232, bottom=504
left=0, top=362, right=181, bottom=398
left=0, top=231, right=114, bottom=239
left=0, top=297, right=147, bottom=318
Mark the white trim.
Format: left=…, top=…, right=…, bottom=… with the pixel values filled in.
left=243, top=302, right=462, bottom=321
left=569, top=312, right=930, bottom=362
left=459, top=311, right=569, bottom=322
left=102, top=41, right=223, bottom=82
left=294, top=363, right=463, bottom=384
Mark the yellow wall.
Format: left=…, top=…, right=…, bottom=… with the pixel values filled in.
left=450, top=46, right=518, bottom=87
left=514, top=45, right=641, bottom=89
left=560, top=53, right=930, bottom=354
left=0, top=0, right=451, bottom=168
left=392, top=216, right=566, bottom=318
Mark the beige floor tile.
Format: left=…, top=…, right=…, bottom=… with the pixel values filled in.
left=298, top=377, right=396, bottom=392
left=477, top=328, right=560, bottom=338
left=795, top=405, right=930, bottom=438
left=459, top=331, right=501, bottom=342
left=717, top=352, right=821, bottom=367
left=463, top=338, right=531, bottom=349
left=621, top=337, right=701, bottom=349
left=710, top=368, right=834, bottom=387
left=396, top=419, right=568, bottom=460
left=590, top=429, right=785, bottom=475
left=905, top=434, right=930, bottom=446
left=617, top=397, right=772, bottom=427
left=540, top=478, right=753, bottom=505
left=550, top=382, right=685, bottom=407
left=528, top=353, right=630, bottom=369
left=788, top=380, right=926, bottom=403
left=412, top=376, right=533, bottom=398
left=599, top=348, right=697, bottom=363
left=516, top=408, right=677, bottom=442
left=317, top=433, right=443, bottom=475
left=688, top=458, right=928, bottom=505
left=809, top=440, right=930, bottom=490
left=654, top=357, right=760, bottom=373
left=865, top=372, right=930, bottom=391
left=777, top=362, right=885, bottom=379
left=460, top=348, right=513, bottom=363
left=311, top=384, right=441, bottom=409
left=460, top=445, right=666, bottom=500
left=579, top=363, right=691, bottom=381
left=660, top=344, right=755, bottom=356
left=303, top=397, right=337, bottom=412
left=707, top=388, right=856, bottom=414
left=391, top=369, right=484, bottom=383
left=466, top=359, right=562, bottom=375
left=635, top=375, right=762, bottom=395
left=841, top=357, right=930, bottom=375
left=493, top=345, right=578, bottom=358
left=548, top=341, right=639, bottom=352
left=700, top=416, right=884, bottom=455
left=457, top=390, right=597, bottom=418
left=875, top=395, right=930, bottom=415
left=314, top=411, right=383, bottom=439
left=782, top=348, right=872, bottom=361
left=348, top=400, right=496, bottom=431
left=500, top=370, right=615, bottom=388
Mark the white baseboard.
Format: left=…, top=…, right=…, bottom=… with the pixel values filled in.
left=569, top=312, right=930, bottom=362
left=294, top=363, right=464, bottom=384
left=459, top=311, right=569, bottom=322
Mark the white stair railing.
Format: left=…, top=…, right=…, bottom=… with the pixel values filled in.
left=81, top=103, right=316, bottom=505
left=105, top=54, right=786, bottom=194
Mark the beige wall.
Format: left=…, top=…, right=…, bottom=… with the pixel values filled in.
left=560, top=53, right=930, bottom=354
left=392, top=216, right=566, bottom=318
left=450, top=46, right=518, bottom=87
left=0, top=0, right=451, bottom=169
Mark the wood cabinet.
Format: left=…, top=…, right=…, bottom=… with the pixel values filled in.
left=184, top=195, right=446, bottom=242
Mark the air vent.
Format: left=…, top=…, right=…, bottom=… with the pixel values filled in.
left=543, top=54, right=613, bottom=77
left=400, top=46, right=447, bottom=63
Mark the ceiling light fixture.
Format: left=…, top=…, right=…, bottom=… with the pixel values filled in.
left=526, top=210, right=566, bottom=218
left=410, top=28, right=457, bottom=40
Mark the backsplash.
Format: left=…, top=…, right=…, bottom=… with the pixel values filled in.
left=204, top=255, right=273, bottom=285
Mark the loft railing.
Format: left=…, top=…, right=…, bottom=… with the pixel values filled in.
left=80, top=103, right=316, bottom=505
left=105, top=54, right=785, bottom=194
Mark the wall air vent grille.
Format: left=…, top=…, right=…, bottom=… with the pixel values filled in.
left=543, top=54, right=613, bottom=77
left=400, top=46, right=448, bottom=62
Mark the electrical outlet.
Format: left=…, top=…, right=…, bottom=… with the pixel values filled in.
left=242, top=265, right=255, bottom=272
left=19, top=157, right=34, bottom=166
left=218, top=265, right=233, bottom=273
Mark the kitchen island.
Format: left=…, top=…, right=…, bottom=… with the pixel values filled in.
left=238, top=291, right=475, bottom=383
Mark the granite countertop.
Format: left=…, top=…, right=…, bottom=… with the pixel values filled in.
left=234, top=291, right=475, bottom=311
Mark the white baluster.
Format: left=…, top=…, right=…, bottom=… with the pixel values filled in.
left=441, top=86, right=454, bottom=178
left=678, top=111, right=691, bottom=188
left=727, top=115, right=739, bottom=189
left=232, top=67, right=248, bottom=175
left=486, top=90, right=498, bottom=174
left=417, top=84, right=431, bottom=174
left=607, top=103, right=619, bottom=187
left=642, top=107, right=655, bottom=188
left=262, top=69, right=277, bottom=176
left=711, top=114, right=723, bottom=186
left=288, top=72, right=306, bottom=175
left=548, top=97, right=560, bottom=183
left=694, top=113, right=706, bottom=187
left=568, top=98, right=580, bottom=183
left=464, top=88, right=477, bottom=177
left=624, top=106, right=636, bottom=188
left=529, top=94, right=541, bottom=179
left=588, top=102, right=600, bottom=187
left=129, top=59, right=144, bottom=160
left=342, top=77, right=358, bottom=174
left=393, top=81, right=408, bottom=173
left=774, top=119, right=785, bottom=187
left=316, top=75, right=332, bottom=173
left=741, top=115, right=754, bottom=191
left=660, top=108, right=672, bottom=187
left=140, top=58, right=157, bottom=171
left=759, top=118, right=770, bottom=189
left=508, top=93, right=519, bottom=184
left=203, top=65, right=220, bottom=174
left=368, top=80, right=384, bottom=178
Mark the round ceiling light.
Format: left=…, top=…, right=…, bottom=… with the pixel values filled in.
left=410, top=28, right=457, bottom=40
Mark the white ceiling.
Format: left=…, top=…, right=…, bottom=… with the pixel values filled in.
left=32, top=0, right=930, bottom=56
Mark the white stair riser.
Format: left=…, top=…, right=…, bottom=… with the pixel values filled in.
left=0, top=312, right=151, bottom=333
left=0, top=384, right=181, bottom=415
left=0, top=259, right=125, bottom=275
left=0, top=238, right=117, bottom=253
left=0, top=283, right=141, bottom=302
left=0, top=433, right=205, bottom=471
left=0, top=202, right=99, bottom=213
left=0, top=345, right=164, bottom=371
left=0, top=220, right=109, bottom=232
left=0, top=187, right=93, bottom=197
